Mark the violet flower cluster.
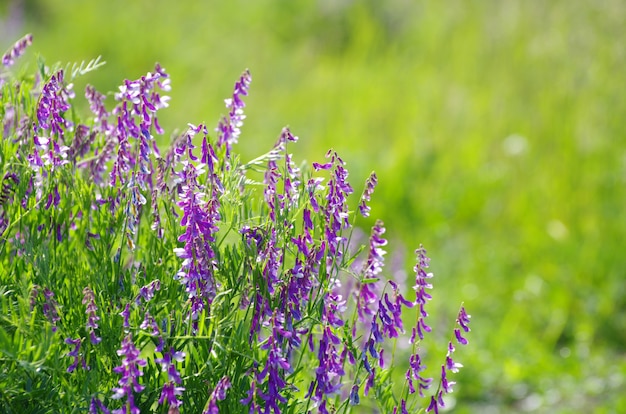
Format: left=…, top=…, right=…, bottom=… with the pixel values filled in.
left=1, top=33, right=33, bottom=68
left=112, top=334, right=146, bottom=414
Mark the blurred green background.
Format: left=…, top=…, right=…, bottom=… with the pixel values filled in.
left=2, top=0, right=625, bottom=412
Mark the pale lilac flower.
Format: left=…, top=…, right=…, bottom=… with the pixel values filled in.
left=216, top=69, right=251, bottom=162
left=358, top=172, right=377, bottom=217
left=42, top=287, right=60, bottom=332
left=411, top=246, right=434, bottom=342
left=82, top=287, right=101, bottom=345
left=1, top=33, right=33, bottom=68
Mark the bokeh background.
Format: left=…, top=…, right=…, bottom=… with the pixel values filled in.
left=2, top=0, right=625, bottom=412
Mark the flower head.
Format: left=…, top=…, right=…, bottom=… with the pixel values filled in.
left=2, top=33, right=33, bottom=68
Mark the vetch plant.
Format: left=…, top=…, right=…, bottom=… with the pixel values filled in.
left=0, top=34, right=471, bottom=413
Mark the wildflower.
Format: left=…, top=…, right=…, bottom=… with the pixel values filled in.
left=455, top=306, right=471, bottom=345
left=427, top=306, right=471, bottom=413
left=85, top=84, right=111, bottom=134
left=120, top=303, right=131, bottom=329
left=65, top=337, right=83, bottom=373
left=216, top=69, right=251, bottom=162
left=358, top=172, right=377, bottom=217
left=355, top=220, right=387, bottom=322
left=412, top=246, right=433, bottom=341
left=405, top=353, right=432, bottom=397
left=258, top=312, right=290, bottom=412
left=1, top=33, right=33, bottom=68
left=137, top=279, right=161, bottom=303
left=89, top=397, right=110, bottom=414
left=349, top=384, right=360, bottom=405
left=112, top=334, right=146, bottom=414
left=82, top=287, right=101, bottom=345
left=204, top=376, right=231, bottom=414
left=156, top=348, right=186, bottom=410
left=41, top=287, right=61, bottom=332
left=174, top=158, right=220, bottom=333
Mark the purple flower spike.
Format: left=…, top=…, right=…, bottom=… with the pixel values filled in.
left=454, top=307, right=471, bottom=345
left=411, top=246, right=434, bottom=341
left=355, top=220, right=387, bottom=322
left=112, top=334, right=146, bottom=414
left=82, top=287, right=101, bottom=344
left=2, top=33, right=33, bottom=68
left=204, top=376, right=231, bottom=414
left=156, top=348, right=186, bottom=410
left=89, top=397, right=110, bottom=414
left=65, top=337, right=83, bottom=373
left=216, top=69, right=251, bottom=162
left=358, top=172, right=377, bottom=217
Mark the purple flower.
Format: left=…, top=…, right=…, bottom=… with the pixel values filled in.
left=89, top=397, right=110, bottom=414
left=65, top=337, right=83, bottom=373
left=173, top=149, right=221, bottom=333
left=112, top=334, right=146, bottom=414
left=358, top=172, right=377, bottom=217
left=156, top=348, right=186, bottom=410
left=85, top=84, right=111, bottom=134
left=215, top=69, right=251, bottom=162
left=137, top=279, right=161, bottom=303
left=454, top=306, right=471, bottom=345
left=82, top=287, right=101, bottom=345
left=355, top=220, right=387, bottom=322
left=412, top=246, right=434, bottom=341
left=41, top=287, right=61, bottom=332
left=204, top=376, right=231, bottom=414
left=120, top=303, right=131, bottom=329
left=1, top=33, right=33, bottom=68
left=349, top=384, right=360, bottom=405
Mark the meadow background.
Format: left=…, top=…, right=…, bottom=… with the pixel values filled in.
left=2, top=0, right=625, bottom=412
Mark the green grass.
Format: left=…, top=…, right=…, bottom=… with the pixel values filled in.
left=4, top=0, right=626, bottom=411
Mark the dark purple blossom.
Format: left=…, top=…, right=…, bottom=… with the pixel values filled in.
left=405, top=353, right=432, bottom=397
left=155, top=348, right=186, bottom=410
left=82, top=287, right=101, bottom=345
left=455, top=306, right=471, bottom=345
left=204, top=376, right=231, bottom=414
left=65, top=337, right=84, bottom=373
left=1, top=33, right=33, bottom=68
left=349, top=384, right=360, bottom=405
left=358, top=172, right=377, bottom=217
left=112, top=334, right=146, bottom=414
left=89, top=397, right=110, bottom=414
left=309, top=293, right=347, bottom=404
